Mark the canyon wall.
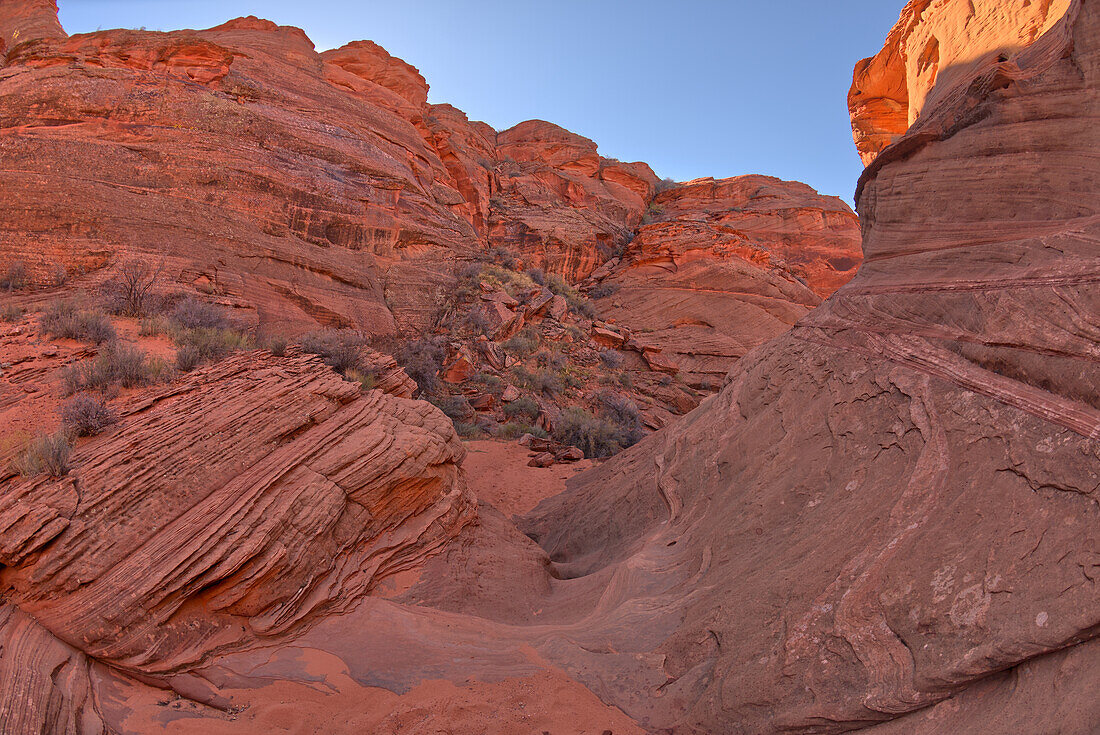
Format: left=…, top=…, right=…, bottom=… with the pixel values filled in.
left=0, top=0, right=858, bottom=350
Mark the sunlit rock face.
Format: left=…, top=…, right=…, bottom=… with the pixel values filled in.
left=848, top=0, right=1072, bottom=165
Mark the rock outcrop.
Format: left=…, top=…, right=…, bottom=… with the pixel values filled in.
left=590, top=175, right=861, bottom=386
left=489, top=121, right=658, bottom=279
left=0, top=349, right=474, bottom=731
left=849, top=0, right=1072, bottom=164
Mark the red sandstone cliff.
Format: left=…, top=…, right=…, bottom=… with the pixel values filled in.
left=0, top=0, right=857, bottom=347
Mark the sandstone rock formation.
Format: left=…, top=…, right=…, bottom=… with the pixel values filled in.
left=1, top=0, right=851, bottom=352
left=589, top=175, right=861, bottom=386
left=490, top=120, right=659, bottom=280
left=0, top=349, right=475, bottom=732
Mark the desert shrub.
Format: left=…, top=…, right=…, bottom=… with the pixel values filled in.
left=394, top=336, right=447, bottom=394
left=453, top=421, right=483, bottom=439
left=545, top=273, right=571, bottom=296
left=40, top=301, right=116, bottom=344
left=486, top=245, right=518, bottom=270
left=170, top=298, right=236, bottom=330
left=526, top=267, right=546, bottom=286
left=503, top=396, right=540, bottom=422
left=516, top=368, right=562, bottom=396
left=263, top=335, right=288, bottom=356
left=640, top=203, right=664, bottom=225
left=14, top=431, right=72, bottom=477
left=588, top=283, right=619, bottom=300
left=299, top=329, right=364, bottom=375
left=502, top=327, right=540, bottom=357
left=618, top=371, right=635, bottom=389
left=655, top=177, right=677, bottom=192
left=175, top=345, right=202, bottom=372
left=433, top=395, right=473, bottom=422
left=344, top=368, right=377, bottom=391
left=82, top=342, right=156, bottom=389
left=465, top=309, right=494, bottom=335
left=566, top=294, right=597, bottom=319
left=600, top=349, right=625, bottom=369
left=497, top=421, right=547, bottom=440
left=1, top=261, right=28, bottom=291
left=597, top=391, right=644, bottom=449
left=552, top=395, right=644, bottom=458
left=458, top=262, right=484, bottom=281
left=60, top=394, right=115, bottom=436
left=175, top=327, right=249, bottom=370
left=139, top=315, right=175, bottom=338
left=47, top=263, right=68, bottom=287
left=552, top=407, right=621, bottom=459
left=1, top=303, right=25, bottom=322
left=103, top=260, right=163, bottom=316
left=469, top=372, right=503, bottom=391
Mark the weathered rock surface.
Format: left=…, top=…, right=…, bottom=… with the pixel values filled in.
left=591, top=175, right=862, bottom=386
left=0, top=349, right=475, bottom=731
left=0, top=11, right=499, bottom=334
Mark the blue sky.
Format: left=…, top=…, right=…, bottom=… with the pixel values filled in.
left=58, top=1, right=905, bottom=205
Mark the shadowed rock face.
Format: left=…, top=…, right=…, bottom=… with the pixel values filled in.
left=590, top=175, right=862, bottom=386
